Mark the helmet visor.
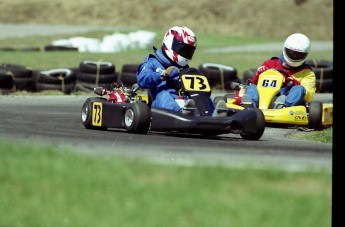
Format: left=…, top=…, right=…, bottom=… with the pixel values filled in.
left=284, top=48, right=308, bottom=61
left=172, top=37, right=196, bottom=60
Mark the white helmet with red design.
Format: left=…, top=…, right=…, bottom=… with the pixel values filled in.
left=283, top=33, right=311, bottom=67
left=162, top=26, right=197, bottom=67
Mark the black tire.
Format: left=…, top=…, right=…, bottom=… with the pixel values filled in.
left=76, top=71, right=117, bottom=83
left=44, top=45, right=78, bottom=51
left=0, top=47, right=15, bottom=51
left=33, top=68, right=76, bottom=94
left=198, top=63, right=238, bottom=89
left=75, top=80, right=114, bottom=92
left=123, top=102, right=151, bottom=134
left=316, top=78, right=333, bottom=93
left=17, top=47, right=40, bottom=52
left=240, top=108, right=265, bottom=140
left=121, top=64, right=140, bottom=73
left=35, top=82, right=75, bottom=94
left=0, top=63, right=33, bottom=78
left=35, top=68, right=76, bottom=84
left=118, top=72, right=137, bottom=86
left=0, top=63, right=35, bottom=91
left=224, top=78, right=242, bottom=91
left=0, top=70, right=14, bottom=89
left=79, top=61, right=115, bottom=74
left=242, top=68, right=257, bottom=84
left=81, top=97, right=107, bottom=130
left=308, top=101, right=323, bottom=130
left=118, top=64, right=140, bottom=86
left=305, top=59, right=333, bottom=79
left=13, top=77, right=35, bottom=91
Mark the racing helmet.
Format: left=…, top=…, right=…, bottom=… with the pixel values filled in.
left=162, top=26, right=197, bottom=67
left=283, top=33, right=310, bottom=67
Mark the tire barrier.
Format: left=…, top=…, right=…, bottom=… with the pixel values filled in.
left=79, top=61, right=116, bottom=74
left=242, top=68, right=257, bottom=84
left=0, top=63, right=35, bottom=92
left=76, top=61, right=117, bottom=91
left=316, top=78, right=332, bottom=93
left=198, top=63, right=240, bottom=91
left=118, top=64, right=140, bottom=86
left=305, top=59, right=333, bottom=79
left=0, top=60, right=333, bottom=94
left=0, top=47, right=40, bottom=52
left=305, top=59, right=333, bottom=93
left=0, top=69, right=14, bottom=90
left=44, top=45, right=78, bottom=52
left=34, top=68, right=76, bottom=94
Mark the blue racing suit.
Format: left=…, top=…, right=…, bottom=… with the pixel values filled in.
left=136, top=48, right=215, bottom=112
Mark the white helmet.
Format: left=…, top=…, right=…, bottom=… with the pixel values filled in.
left=162, top=26, right=197, bottom=67
left=283, top=33, right=311, bottom=67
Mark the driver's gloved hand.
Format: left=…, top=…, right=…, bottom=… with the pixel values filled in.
left=162, top=66, right=179, bottom=81
left=284, top=76, right=300, bottom=88
left=252, top=66, right=268, bottom=84
left=256, top=66, right=269, bottom=75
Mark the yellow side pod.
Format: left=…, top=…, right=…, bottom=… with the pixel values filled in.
left=322, top=103, right=333, bottom=126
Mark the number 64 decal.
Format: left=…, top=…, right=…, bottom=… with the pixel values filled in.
left=261, top=79, right=279, bottom=88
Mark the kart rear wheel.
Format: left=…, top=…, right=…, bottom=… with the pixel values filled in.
left=308, top=101, right=323, bottom=130
left=124, top=102, right=151, bottom=134
left=240, top=107, right=265, bottom=140
left=81, top=97, right=107, bottom=130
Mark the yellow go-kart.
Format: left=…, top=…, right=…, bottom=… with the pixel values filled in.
left=214, top=69, right=333, bottom=130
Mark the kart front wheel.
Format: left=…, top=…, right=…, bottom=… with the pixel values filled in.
left=308, top=101, right=323, bottom=130
left=124, top=102, right=151, bottom=134
left=240, top=107, right=265, bottom=140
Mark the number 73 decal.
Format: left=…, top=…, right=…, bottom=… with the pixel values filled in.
left=92, top=102, right=102, bottom=126
left=181, top=74, right=211, bottom=92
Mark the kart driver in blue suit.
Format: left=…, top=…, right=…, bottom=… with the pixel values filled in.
left=136, top=25, right=215, bottom=115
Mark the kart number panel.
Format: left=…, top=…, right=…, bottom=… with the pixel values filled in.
left=181, top=74, right=211, bottom=93
left=92, top=102, right=103, bottom=126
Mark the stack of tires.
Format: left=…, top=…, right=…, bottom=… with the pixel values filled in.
left=0, top=63, right=35, bottom=93
left=34, top=68, right=76, bottom=94
left=118, top=64, right=140, bottom=86
left=76, top=60, right=117, bottom=92
left=242, top=68, right=257, bottom=85
left=305, top=59, right=333, bottom=93
left=198, top=63, right=241, bottom=91
left=0, top=69, right=14, bottom=94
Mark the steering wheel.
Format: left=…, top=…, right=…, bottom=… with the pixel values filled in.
left=270, top=68, right=296, bottom=88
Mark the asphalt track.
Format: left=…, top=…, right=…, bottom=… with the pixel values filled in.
left=0, top=24, right=333, bottom=171
left=0, top=95, right=332, bottom=172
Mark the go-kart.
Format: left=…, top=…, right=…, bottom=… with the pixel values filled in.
left=214, top=68, right=333, bottom=130
left=81, top=68, right=266, bottom=140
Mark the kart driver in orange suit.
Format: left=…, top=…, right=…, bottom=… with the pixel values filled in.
left=242, top=33, right=316, bottom=108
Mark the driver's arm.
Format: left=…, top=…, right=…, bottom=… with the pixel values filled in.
left=136, top=62, right=163, bottom=89
left=298, top=69, right=317, bottom=102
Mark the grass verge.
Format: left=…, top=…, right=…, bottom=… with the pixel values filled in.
left=0, top=139, right=331, bottom=227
